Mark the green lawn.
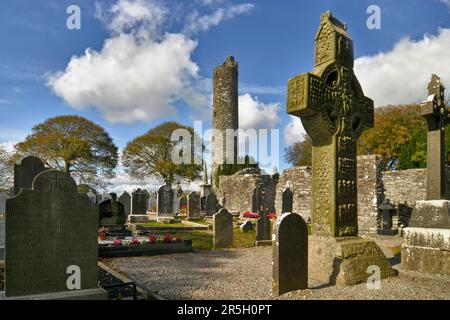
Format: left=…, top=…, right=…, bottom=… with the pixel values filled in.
left=141, top=222, right=186, bottom=227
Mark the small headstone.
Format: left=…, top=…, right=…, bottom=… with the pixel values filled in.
left=5, top=170, right=105, bottom=298
left=213, top=208, right=233, bottom=248
left=272, top=212, right=308, bottom=295
left=86, top=190, right=97, bottom=204
left=187, top=192, right=201, bottom=220
left=131, top=188, right=147, bottom=215
left=240, top=220, right=254, bottom=233
left=281, top=187, right=293, bottom=213
left=13, top=156, right=46, bottom=196
left=379, top=200, right=394, bottom=232
left=206, top=193, right=219, bottom=217
left=157, top=185, right=174, bottom=217
left=256, top=214, right=271, bottom=241
left=118, top=192, right=131, bottom=216
left=99, top=199, right=126, bottom=230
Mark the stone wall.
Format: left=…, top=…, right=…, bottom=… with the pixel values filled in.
left=274, top=167, right=312, bottom=221
left=382, top=169, right=427, bottom=206
left=218, top=168, right=278, bottom=213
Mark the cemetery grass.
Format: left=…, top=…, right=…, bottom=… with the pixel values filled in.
left=149, top=228, right=256, bottom=250
left=142, top=222, right=186, bottom=227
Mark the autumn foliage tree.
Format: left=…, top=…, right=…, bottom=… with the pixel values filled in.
left=15, top=115, right=118, bottom=188
left=122, top=121, right=202, bottom=186
left=284, top=134, right=312, bottom=166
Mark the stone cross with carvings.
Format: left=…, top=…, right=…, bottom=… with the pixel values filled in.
left=286, top=11, right=374, bottom=237
left=421, top=74, right=450, bottom=200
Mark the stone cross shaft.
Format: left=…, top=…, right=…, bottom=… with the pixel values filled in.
left=421, top=74, right=450, bottom=200
left=286, top=12, right=374, bottom=237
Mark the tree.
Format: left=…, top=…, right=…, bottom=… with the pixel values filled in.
left=284, top=134, right=312, bottom=167
left=122, top=121, right=202, bottom=186
left=0, top=146, right=13, bottom=190
left=15, top=115, right=118, bottom=188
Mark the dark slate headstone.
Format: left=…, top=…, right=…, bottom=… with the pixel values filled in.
left=213, top=208, right=233, bottom=248
left=13, top=156, right=46, bottom=196
left=256, top=214, right=271, bottom=241
left=131, top=188, right=147, bottom=215
left=205, top=193, right=219, bottom=217
left=272, top=212, right=308, bottom=295
left=281, top=187, right=293, bottom=213
left=187, top=192, right=200, bottom=220
left=252, top=185, right=264, bottom=213
left=99, top=199, right=126, bottom=229
left=5, top=170, right=103, bottom=298
left=118, top=192, right=131, bottom=215
left=157, top=185, right=174, bottom=217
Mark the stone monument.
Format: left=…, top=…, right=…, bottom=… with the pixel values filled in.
left=4, top=170, right=106, bottom=299
left=187, top=191, right=201, bottom=220
left=281, top=187, right=293, bottom=214
left=129, top=188, right=149, bottom=223
left=213, top=208, right=233, bottom=248
left=286, top=11, right=396, bottom=285
left=118, top=191, right=131, bottom=216
left=156, top=184, right=174, bottom=222
left=401, top=75, right=450, bottom=275
left=13, top=156, right=46, bottom=196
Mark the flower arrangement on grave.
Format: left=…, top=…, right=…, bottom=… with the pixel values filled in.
left=266, top=213, right=276, bottom=220
left=113, top=239, right=123, bottom=247
left=163, top=234, right=173, bottom=243
left=131, top=237, right=141, bottom=245
left=148, top=235, right=157, bottom=243
left=242, top=211, right=260, bottom=219
left=98, top=228, right=107, bottom=241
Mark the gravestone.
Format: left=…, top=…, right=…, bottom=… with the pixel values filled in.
left=156, top=185, right=174, bottom=218
left=205, top=193, right=219, bottom=217
left=13, top=156, right=46, bottom=196
left=256, top=214, right=271, bottom=242
left=131, top=189, right=147, bottom=215
left=252, top=185, right=264, bottom=213
left=99, top=199, right=127, bottom=230
left=272, top=212, right=308, bottom=295
left=378, top=200, right=394, bottom=234
left=286, top=11, right=396, bottom=285
left=118, top=192, right=131, bottom=216
left=213, top=208, right=233, bottom=248
left=281, top=187, right=293, bottom=213
left=173, top=184, right=183, bottom=214
left=187, top=192, right=201, bottom=220
left=5, top=170, right=106, bottom=299
left=86, top=190, right=97, bottom=204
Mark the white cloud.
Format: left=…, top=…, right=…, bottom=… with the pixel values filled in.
left=238, top=93, right=281, bottom=130
left=183, top=3, right=255, bottom=34
left=440, top=0, right=450, bottom=9
left=284, top=116, right=306, bottom=146
left=355, top=28, right=450, bottom=107
left=48, top=0, right=253, bottom=124
left=0, top=141, right=18, bottom=153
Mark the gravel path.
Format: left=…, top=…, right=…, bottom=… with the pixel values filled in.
left=106, top=244, right=450, bottom=300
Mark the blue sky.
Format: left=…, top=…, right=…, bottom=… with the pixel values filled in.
left=0, top=0, right=449, bottom=191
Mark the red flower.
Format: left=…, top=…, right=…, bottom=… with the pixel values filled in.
left=243, top=211, right=260, bottom=219
left=131, top=237, right=141, bottom=245
left=163, top=234, right=173, bottom=243
left=266, top=213, right=277, bottom=220
left=113, top=239, right=122, bottom=247
left=148, top=235, right=157, bottom=244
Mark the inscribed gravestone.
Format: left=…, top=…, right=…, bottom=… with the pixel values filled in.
left=99, top=199, right=126, bottom=229
left=187, top=192, right=200, bottom=220
left=272, top=212, right=308, bottom=295
left=256, top=214, right=271, bottom=241
left=13, top=156, right=46, bottom=196
left=281, top=187, right=293, bottom=214
left=118, top=192, right=131, bottom=216
left=131, top=189, right=147, bottom=215
left=252, top=185, right=264, bottom=213
left=213, top=208, right=233, bottom=248
left=157, top=185, right=174, bottom=217
left=205, top=193, right=219, bottom=217
left=5, top=170, right=103, bottom=298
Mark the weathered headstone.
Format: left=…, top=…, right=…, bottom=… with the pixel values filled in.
left=131, top=188, right=147, bottom=215
left=378, top=200, right=394, bottom=234
left=13, top=156, right=46, bottom=196
left=281, top=187, right=293, bottom=214
left=205, top=193, right=219, bottom=217
left=86, top=190, right=97, bottom=204
left=272, top=212, right=308, bottom=295
left=256, top=214, right=271, bottom=242
left=286, top=11, right=396, bottom=285
left=99, top=199, right=126, bottom=230
left=187, top=192, right=200, bottom=220
left=157, top=185, right=174, bottom=218
left=252, top=184, right=264, bottom=213
left=118, top=192, right=131, bottom=216
left=5, top=170, right=106, bottom=299
left=213, top=208, right=233, bottom=248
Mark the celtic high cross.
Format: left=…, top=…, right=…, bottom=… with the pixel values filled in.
left=287, top=12, right=374, bottom=237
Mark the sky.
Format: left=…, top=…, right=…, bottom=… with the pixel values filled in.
left=0, top=0, right=449, bottom=192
